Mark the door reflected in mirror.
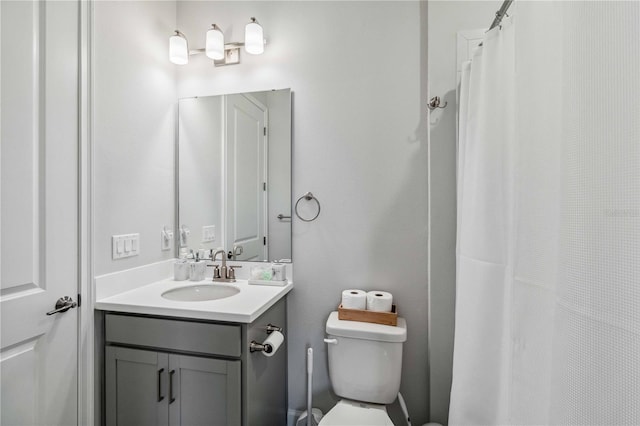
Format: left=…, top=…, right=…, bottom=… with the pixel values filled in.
left=178, top=89, right=291, bottom=262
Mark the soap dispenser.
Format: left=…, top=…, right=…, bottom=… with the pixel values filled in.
left=189, top=251, right=206, bottom=281
left=174, top=249, right=189, bottom=281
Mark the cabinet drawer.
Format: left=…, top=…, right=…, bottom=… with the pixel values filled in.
left=106, top=314, right=241, bottom=357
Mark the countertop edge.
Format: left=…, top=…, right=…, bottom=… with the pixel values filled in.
left=246, top=284, right=294, bottom=322
left=95, top=282, right=294, bottom=323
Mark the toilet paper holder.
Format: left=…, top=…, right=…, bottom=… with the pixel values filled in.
left=250, top=341, right=274, bottom=353
left=266, top=323, right=282, bottom=334
left=250, top=323, right=284, bottom=353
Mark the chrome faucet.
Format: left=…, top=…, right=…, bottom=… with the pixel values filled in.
left=210, top=249, right=241, bottom=282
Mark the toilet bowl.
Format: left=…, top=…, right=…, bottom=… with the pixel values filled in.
left=319, top=312, right=407, bottom=425
left=319, top=399, right=393, bottom=426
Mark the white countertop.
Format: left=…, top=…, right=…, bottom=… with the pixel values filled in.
left=95, top=278, right=293, bottom=323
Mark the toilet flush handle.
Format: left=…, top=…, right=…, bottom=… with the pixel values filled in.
left=323, top=338, right=338, bottom=345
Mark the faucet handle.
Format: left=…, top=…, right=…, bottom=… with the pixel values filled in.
left=228, top=265, right=242, bottom=280
left=207, top=264, right=221, bottom=279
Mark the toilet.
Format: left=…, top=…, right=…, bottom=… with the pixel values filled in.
left=320, top=312, right=407, bottom=425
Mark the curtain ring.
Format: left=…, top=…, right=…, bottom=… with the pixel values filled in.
left=295, top=192, right=321, bottom=222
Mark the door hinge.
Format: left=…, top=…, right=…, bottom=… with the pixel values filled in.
left=263, top=236, right=267, bottom=245
left=263, top=182, right=266, bottom=191
left=263, top=127, right=267, bottom=136
left=77, top=293, right=82, bottom=307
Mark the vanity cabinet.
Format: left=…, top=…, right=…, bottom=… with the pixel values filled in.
left=102, top=298, right=286, bottom=426
left=105, top=347, right=166, bottom=426
left=106, top=347, right=241, bottom=426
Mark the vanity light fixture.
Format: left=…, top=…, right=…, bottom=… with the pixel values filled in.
left=244, top=17, right=264, bottom=55
left=169, top=30, right=189, bottom=65
left=205, top=24, right=225, bottom=60
left=169, top=17, right=266, bottom=66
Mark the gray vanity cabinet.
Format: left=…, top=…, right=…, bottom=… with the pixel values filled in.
left=105, top=346, right=169, bottom=426
left=102, top=297, right=287, bottom=426
left=105, top=347, right=241, bottom=426
left=168, top=354, right=241, bottom=426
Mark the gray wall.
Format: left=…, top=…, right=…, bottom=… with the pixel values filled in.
left=176, top=1, right=429, bottom=424
left=94, top=1, right=429, bottom=423
left=427, top=2, right=501, bottom=424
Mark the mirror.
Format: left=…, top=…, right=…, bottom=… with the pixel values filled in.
left=178, top=89, right=291, bottom=262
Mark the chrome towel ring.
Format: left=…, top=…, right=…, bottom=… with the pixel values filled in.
left=294, top=192, right=321, bottom=222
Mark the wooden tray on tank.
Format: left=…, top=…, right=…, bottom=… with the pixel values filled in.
left=337, top=304, right=398, bottom=326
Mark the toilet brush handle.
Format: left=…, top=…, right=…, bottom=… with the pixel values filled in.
left=307, top=348, right=314, bottom=426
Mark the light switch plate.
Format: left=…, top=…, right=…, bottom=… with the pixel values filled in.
left=202, top=225, right=216, bottom=243
left=112, top=233, right=140, bottom=260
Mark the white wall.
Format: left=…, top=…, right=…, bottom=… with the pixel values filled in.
left=176, top=1, right=429, bottom=423
left=93, top=0, right=177, bottom=276
left=427, top=1, right=501, bottom=424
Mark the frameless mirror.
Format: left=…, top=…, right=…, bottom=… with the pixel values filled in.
left=178, top=89, right=291, bottom=262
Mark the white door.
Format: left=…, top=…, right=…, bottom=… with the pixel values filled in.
left=225, top=94, right=267, bottom=261
left=1, top=2, right=79, bottom=425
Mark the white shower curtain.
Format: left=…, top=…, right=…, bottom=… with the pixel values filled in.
left=450, top=2, right=640, bottom=425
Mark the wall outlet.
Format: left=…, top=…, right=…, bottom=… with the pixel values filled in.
left=161, top=227, right=173, bottom=251
left=112, top=233, right=140, bottom=260
left=202, top=225, right=216, bottom=243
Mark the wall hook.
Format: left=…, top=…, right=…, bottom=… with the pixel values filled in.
left=427, top=96, right=447, bottom=111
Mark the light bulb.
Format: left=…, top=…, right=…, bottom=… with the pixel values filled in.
left=206, top=24, right=225, bottom=60
left=169, top=31, right=189, bottom=65
left=244, top=17, right=264, bottom=55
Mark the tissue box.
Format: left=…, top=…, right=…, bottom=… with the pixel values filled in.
left=337, top=304, right=398, bottom=326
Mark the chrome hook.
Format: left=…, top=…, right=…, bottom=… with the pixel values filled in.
left=427, top=96, right=447, bottom=111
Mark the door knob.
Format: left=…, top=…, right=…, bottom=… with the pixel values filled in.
left=46, top=296, right=77, bottom=316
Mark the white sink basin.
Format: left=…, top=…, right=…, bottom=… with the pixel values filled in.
left=161, top=284, right=240, bottom=302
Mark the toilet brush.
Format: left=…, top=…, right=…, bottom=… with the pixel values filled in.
left=296, top=347, right=323, bottom=426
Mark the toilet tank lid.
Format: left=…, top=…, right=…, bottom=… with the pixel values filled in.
left=326, top=312, right=407, bottom=342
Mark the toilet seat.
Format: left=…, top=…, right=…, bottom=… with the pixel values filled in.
left=318, top=399, right=394, bottom=426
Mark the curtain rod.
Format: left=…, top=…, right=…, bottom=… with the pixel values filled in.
left=489, top=0, right=515, bottom=30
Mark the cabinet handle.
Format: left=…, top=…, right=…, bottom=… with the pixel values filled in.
left=169, top=370, right=176, bottom=404
left=157, top=368, right=165, bottom=402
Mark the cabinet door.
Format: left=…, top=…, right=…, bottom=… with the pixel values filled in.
left=168, top=354, right=241, bottom=426
left=106, top=346, right=169, bottom=426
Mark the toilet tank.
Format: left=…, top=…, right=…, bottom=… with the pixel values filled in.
left=325, top=312, right=407, bottom=405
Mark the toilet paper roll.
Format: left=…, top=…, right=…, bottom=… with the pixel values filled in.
left=262, top=331, right=284, bottom=357
left=366, top=291, right=393, bottom=312
left=341, top=289, right=367, bottom=310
